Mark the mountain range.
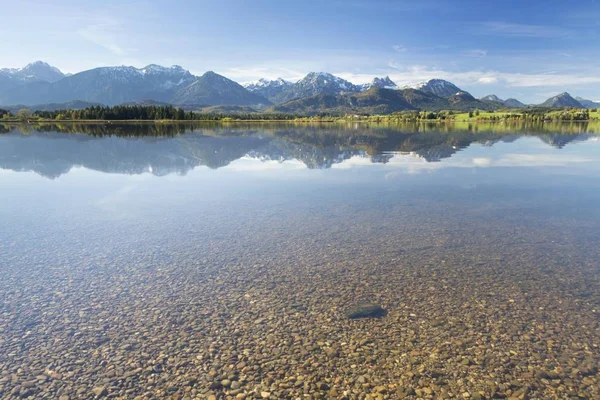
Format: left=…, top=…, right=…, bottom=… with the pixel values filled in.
left=1, top=61, right=598, bottom=114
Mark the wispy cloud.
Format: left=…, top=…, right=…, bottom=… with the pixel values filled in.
left=463, top=49, right=487, bottom=58
left=78, top=18, right=131, bottom=56
left=392, top=45, right=407, bottom=53
left=476, top=21, right=573, bottom=38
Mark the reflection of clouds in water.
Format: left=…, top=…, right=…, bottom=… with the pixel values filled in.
left=334, top=151, right=595, bottom=171
left=495, top=154, right=593, bottom=167
left=331, top=156, right=378, bottom=169
left=223, top=156, right=306, bottom=172
left=472, top=157, right=492, bottom=166
left=216, top=150, right=597, bottom=173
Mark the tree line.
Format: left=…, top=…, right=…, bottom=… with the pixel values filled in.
left=7, top=105, right=298, bottom=121
left=2, top=105, right=597, bottom=122
left=354, top=108, right=596, bottom=122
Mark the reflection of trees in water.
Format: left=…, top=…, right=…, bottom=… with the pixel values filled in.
left=2, top=120, right=599, bottom=137
left=0, top=122, right=597, bottom=178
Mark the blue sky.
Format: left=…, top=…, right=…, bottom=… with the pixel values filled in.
left=1, top=0, right=599, bottom=102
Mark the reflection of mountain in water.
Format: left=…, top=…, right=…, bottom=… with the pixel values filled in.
left=538, top=134, right=591, bottom=149
left=0, top=123, right=596, bottom=178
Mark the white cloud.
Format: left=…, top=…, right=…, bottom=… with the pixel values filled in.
left=222, top=66, right=308, bottom=84
left=392, top=45, right=407, bottom=53
left=334, top=67, right=600, bottom=90
left=477, top=76, right=498, bottom=84
left=197, top=58, right=600, bottom=103
left=380, top=67, right=600, bottom=89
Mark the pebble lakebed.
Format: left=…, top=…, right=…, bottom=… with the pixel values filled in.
left=1, top=182, right=600, bottom=400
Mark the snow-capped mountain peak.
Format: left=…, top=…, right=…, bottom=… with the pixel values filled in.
left=244, top=77, right=292, bottom=90
left=373, top=76, right=398, bottom=89
left=361, top=76, right=399, bottom=91
left=83, top=65, right=195, bottom=89
left=407, top=81, right=427, bottom=90
left=244, top=78, right=271, bottom=88
left=245, top=72, right=362, bottom=104
left=140, top=64, right=187, bottom=75
left=243, top=78, right=294, bottom=103
left=481, top=94, right=503, bottom=102
left=0, top=60, right=65, bottom=83
left=296, top=72, right=359, bottom=92
left=409, top=79, right=466, bottom=98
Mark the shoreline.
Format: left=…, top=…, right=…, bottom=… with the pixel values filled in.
left=2, top=118, right=599, bottom=124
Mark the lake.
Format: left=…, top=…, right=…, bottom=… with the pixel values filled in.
left=1, top=122, right=600, bottom=399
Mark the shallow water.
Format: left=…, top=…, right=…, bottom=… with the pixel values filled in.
left=1, top=123, right=600, bottom=399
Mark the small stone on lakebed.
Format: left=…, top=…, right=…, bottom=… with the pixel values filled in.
left=345, top=303, right=386, bottom=319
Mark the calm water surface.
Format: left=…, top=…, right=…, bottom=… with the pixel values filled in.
left=1, top=123, right=600, bottom=399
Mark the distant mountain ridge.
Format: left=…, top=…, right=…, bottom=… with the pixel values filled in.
left=504, top=98, right=527, bottom=108
left=575, top=97, right=600, bottom=109
left=480, top=94, right=527, bottom=108
left=1, top=61, right=597, bottom=113
left=39, top=64, right=197, bottom=106
left=5, top=100, right=101, bottom=113
left=274, top=72, right=361, bottom=104
left=481, top=94, right=503, bottom=102
left=0, top=62, right=271, bottom=107
left=268, top=86, right=494, bottom=115
left=539, top=92, right=583, bottom=108
left=410, top=79, right=465, bottom=98
left=243, top=78, right=293, bottom=103
left=171, top=71, right=271, bottom=106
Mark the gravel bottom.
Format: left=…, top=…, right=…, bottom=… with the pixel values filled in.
left=1, top=196, right=599, bottom=400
